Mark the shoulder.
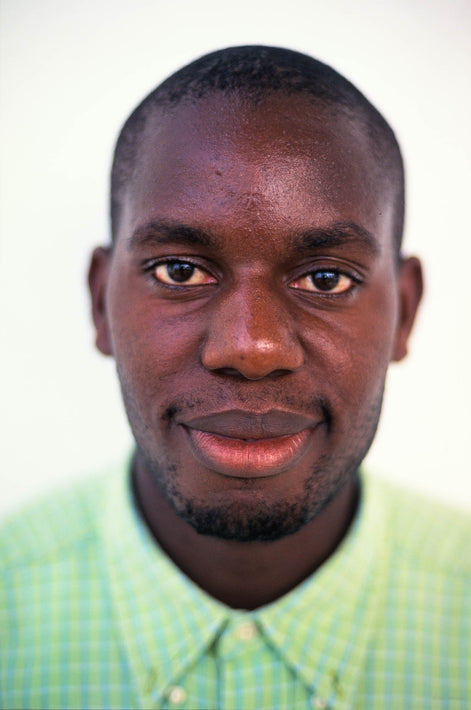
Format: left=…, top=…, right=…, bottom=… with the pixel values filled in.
left=0, top=464, right=134, bottom=708
left=0, top=469, right=113, bottom=572
left=366, top=474, right=471, bottom=673
left=356, top=475, right=471, bottom=703
left=370, top=474, right=471, bottom=577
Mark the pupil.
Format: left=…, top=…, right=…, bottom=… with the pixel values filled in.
left=311, top=270, right=339, bottom=291
left=167, top=262, right=194, bottom=283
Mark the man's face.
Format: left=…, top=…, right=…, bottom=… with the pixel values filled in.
left=90, top=93, right=421, bottom=541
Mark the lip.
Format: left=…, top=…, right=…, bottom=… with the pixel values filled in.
left=179, top=409, right=321, bottom=478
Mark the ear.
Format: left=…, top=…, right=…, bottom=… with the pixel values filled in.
left=88, top=246, right=113, bottom=356
left=392, top=256, right=424, bottom=362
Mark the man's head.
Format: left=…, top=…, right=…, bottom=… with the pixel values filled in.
left=89, top=46, right=422, bottom=542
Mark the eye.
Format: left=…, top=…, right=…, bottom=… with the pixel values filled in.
left=153, top=260, right=217, bottom=286
left=289, top=269, right=357, bottom=294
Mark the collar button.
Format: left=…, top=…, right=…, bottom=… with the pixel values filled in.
left=235, top=620, right=258, bottom=642
left=168, top=686, right=187, bottom=705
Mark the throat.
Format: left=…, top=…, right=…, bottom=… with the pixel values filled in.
left=132, top=454, right=360, bottom=609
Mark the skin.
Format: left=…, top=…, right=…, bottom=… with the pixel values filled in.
left=89, top=93, right=422, bottom=609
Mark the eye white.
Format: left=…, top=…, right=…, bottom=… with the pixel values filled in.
left=290, top=270, right=354, bottom=294
left=154, top=261, right=216, bottom=285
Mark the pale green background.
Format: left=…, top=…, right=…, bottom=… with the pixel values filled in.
left=1, top=0, right=470, bottom=515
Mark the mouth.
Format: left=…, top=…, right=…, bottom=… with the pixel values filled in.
left=178, top=409, right=322, bottom=478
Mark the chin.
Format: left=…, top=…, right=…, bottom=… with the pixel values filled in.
left=175, top=497, right=313, bottom=542
left=163, top=460, right=354, bottom=543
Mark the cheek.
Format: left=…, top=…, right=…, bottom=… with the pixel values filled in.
left=108, top=294, right=205, bottom=401
left=302, top=288, right=399, bottom=408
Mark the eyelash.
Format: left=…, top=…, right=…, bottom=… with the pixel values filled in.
left=143, top=258, right=363, bottom=296
left=143, top=257, right=216, bottom=286
left=289, top=268, right=362, bottom=297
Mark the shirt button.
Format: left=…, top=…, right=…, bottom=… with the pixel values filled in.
left=312, top=696, right=328, bottom=709
left=168, top=686, right=187, bottom=705
left=235, top=620, right=258, bottom=641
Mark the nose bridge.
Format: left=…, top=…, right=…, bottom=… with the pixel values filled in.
left=201, top=275, right=304, bottom=379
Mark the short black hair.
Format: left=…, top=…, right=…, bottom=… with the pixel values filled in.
left=111, top=45, right=404, bottom=249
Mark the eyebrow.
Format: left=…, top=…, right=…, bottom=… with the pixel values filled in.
left=128, top=219, right=380, bottom=256
left=295, top=222, right=380, bottom=257
left=128, top=221, right=216, bottom=250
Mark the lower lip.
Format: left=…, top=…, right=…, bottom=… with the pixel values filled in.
left=183, top=426, right=316, bottom=478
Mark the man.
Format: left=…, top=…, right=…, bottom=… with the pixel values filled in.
left=1, top=46, right=469, bottom=709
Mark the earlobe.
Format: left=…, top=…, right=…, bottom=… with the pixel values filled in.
left=392, top=256, right=424, bottom=362
left=88, top=246, right=113, bottom=356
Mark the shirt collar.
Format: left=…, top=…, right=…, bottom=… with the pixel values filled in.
left=101, top=458, right=390, bottom=708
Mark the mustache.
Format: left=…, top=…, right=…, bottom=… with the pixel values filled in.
left=162, top=386, right=332, bottom=427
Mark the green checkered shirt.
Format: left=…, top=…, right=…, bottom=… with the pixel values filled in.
left=1, top=460, right=470, bottom=709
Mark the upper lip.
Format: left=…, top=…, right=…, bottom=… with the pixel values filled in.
left=178, top=409, right=320, bottom=439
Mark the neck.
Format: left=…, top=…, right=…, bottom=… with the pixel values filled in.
left=133, top=455, right=359, bottom=610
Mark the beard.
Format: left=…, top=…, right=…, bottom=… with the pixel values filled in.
left=136, top=421, right=374, bottom=543
left=122, top=371, right=385, bottom=543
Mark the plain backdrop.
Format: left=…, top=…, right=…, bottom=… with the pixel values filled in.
left=1, top=0, right=470, bottom=516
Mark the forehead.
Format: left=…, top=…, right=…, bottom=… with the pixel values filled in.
left=119, top=93, right=395, bottom=252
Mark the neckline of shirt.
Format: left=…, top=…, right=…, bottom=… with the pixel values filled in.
left=100, top=457, right=391, bottom=707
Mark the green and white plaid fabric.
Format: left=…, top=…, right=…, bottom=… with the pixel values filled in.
left=1, top=460, right=470, bottom=709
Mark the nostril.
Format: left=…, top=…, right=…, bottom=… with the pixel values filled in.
left=212, top=367, right=248, bottom=378
left=209, top=366, right=294, bottom=381
left=201, top=331, right=305, bottom=378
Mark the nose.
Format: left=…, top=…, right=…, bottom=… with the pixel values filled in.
left=201, top=282, right=304, bottom=379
